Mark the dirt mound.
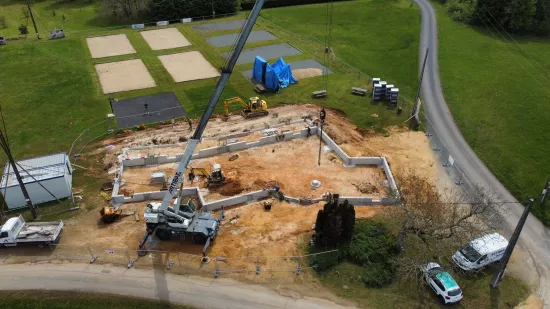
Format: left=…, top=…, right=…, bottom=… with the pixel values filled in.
left=252, top=179, right=280, bottom=190
left=216, top=179, right=244, bottom=196
left=352, top=182, right=378, bottom=194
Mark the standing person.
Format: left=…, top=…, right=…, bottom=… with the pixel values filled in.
left=144, top=103, right=149, bottom=116
left=307, top=126, right=311, bottom=137
left=188, top=118, right=193, bottom=131
left=171, top=117, right=176, bottom=128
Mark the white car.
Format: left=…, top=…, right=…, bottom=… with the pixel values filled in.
left=423, top=263, right=463, bottom=304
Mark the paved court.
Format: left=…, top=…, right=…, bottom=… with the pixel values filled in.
left=192, top=19, right=245, bottom=33
left=206, top=30, right=277, bottom=47
left=221, top=43, right=302, bottom=65
left=110, top=92, right=186, bottom=128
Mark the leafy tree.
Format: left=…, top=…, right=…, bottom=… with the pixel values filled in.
left=474, top=0, right=536, bottom=33
left=149, top=0, right=238, bottom=20
left=314, top=199, right=355, bottom=248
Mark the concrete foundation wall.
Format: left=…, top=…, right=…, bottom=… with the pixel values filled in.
left=114, top=124, right=401, bottom=207
left=203, top=190, right=270, bottom=211
left=350, top=157, right=383, bottom=165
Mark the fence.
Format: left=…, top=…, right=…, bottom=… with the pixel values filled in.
left=0, top=243, right=339, bottom=283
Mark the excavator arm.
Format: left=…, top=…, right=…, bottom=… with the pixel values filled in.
left=223, top=97, right=249, bottom=116
left=188, top=168, right=209, bottom=181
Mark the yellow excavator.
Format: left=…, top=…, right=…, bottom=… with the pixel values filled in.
left=188, top=164, right=226, bottom=187
left=223, top=96, right=268, bottom=119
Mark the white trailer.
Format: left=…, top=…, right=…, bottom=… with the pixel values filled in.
left=0, top=215, right=63, bottom=247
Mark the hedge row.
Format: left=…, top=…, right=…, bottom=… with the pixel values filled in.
left=241, top=0, right=352, bottom=10
left=149, top=0, right=238, bottom=20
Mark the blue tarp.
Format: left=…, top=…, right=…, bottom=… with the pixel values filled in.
left=252, top=56, right=279, bottom=91
left=272, top=58, right=297, bottom=89
left=251, top=56, right=296, bottom=91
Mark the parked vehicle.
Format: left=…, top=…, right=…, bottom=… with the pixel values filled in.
left=0, top=215, right=63, bottom=247
left=423, top=263, right=463, bottom=304
left=452, top=233, right=508, bottom=271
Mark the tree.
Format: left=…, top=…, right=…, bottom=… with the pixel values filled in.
left=381, top=170, right=503, bottom=282
left=314, top=198, right=355, bottom=248
left=148, top=0, right=238, bottom=20
left=474, top=0, right=536, bottom=33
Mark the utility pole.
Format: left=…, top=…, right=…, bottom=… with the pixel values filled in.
left=490, top=198, right=535, bottom=288
left=540, top=177, right=550, bottom=206
left=411, top=47, right=429, bottom=117
left=0, top=132, right=38, bottom=219
left=25, top=0, right=40, bottom=39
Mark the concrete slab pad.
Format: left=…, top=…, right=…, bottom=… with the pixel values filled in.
left=140, top=28, right=192, bottom=50
left=192, top=19, right=245, bottom=33
left=221, top=43, right=302, bottom=65
left=241, top=59, right=332, bottom=80
left=206, top=30, right=277, bottom=47
left=158, top=51, right=220, bottom=83
left=86, top=34, right=136, bottom=59
left=95, top=59, right=156, bottom=94
left=111, top=92, right=187, bottom=128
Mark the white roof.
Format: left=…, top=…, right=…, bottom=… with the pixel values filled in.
left=1, top=153, right=68, bottom=188
left=470, top=233, right=508, bottom=255
left=1, top=217, right=19, bottom=231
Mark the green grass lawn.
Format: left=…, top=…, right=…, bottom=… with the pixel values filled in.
left=0, top=290, right=194, bottom=309
left=433, top=2, right=550, bottom=222
left=0, top=0, right=123, bottom=39
left=317, top=262, right=528, bottom=309
left=0, top=0, right=420, bottom=163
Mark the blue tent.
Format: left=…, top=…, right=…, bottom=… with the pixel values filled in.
left=251, top=56, right=296, bottom=91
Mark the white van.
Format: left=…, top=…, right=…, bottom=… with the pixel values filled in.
left=452, top=233, right=508, bottom=271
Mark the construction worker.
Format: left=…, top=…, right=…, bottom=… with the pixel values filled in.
left=306, top=126, right=311, bottom=137
left=188, top=118, right=193, bottom=131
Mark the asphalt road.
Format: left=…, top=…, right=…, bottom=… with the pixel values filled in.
left=414, top=0, right=550, bottom=305
left=0, top=263, right=356, bottom=309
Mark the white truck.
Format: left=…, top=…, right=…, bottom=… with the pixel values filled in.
left=0, top=215, right=64, bottom=247
left=452, top=233, right=508, bottom=271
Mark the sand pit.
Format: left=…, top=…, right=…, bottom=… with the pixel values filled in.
left=95, top=59, right=156, bottom=94
left=293, top=68, right=323, bottom=80
left=140, top=28, right=191, bottom=50
left=158, top=51, right=220, bottom=83
left=86, top=34, right=136, bottom=59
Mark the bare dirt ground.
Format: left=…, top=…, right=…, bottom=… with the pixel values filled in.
left=65, top=105, right=439, bottom=257
left=95, top=59, right=156, bottom=94
left=121, top=137, right=385, bottom=198
left=140, top=28, right=191, bottom=50
left=158, top=51, right=220, bottom=83
left=86, top=34, right=136, bottom=59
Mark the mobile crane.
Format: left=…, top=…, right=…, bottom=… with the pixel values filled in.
left=138, top=0, right=266, bottom=257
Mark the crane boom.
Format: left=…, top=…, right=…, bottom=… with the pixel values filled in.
left=159, top=0, right=265, bottom=211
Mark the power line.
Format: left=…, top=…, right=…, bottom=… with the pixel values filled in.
left=473, top=8, right=550, bottom=96
left=478, top=4, right=550, bottom=80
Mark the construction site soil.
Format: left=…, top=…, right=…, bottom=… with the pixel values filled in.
left=54, top=105, right=440, bottom=272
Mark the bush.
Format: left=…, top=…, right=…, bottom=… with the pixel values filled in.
left=446, top=0, right=475, bottom=23
left=347, top=221, right=398, bottom=287
left=18, top=25, right=28, bottom=35
left=309, top=249, right=344, bottom=271
left=347, top=221, right=398, bottom=266
left=361, top=262, right=396, bottom=288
